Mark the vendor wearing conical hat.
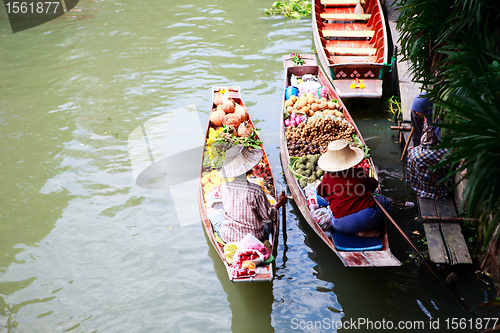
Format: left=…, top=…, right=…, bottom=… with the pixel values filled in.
left=210, top=145, right=287, bottom=243
left=316, top=140, right=391, bottom=237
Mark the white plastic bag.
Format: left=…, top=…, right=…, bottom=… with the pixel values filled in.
left=313, top=207, right=333, bottom=231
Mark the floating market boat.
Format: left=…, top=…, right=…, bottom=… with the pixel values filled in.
left=280, top=55, right=401, bottom=267
left=198, top=87, right=280, bottom=282
left=312, top=0, right=388, bottom=98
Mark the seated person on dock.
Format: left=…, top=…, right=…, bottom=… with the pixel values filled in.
left=316, top=140, right=391, bottom=238
left=410, top=92, right=441, bottom=148
left=406, top=125, right=451, bottom=199
left=208, top=145, right=287, bottom=243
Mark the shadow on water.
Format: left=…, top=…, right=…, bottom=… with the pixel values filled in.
left=205, top=232, right=275, bottom=333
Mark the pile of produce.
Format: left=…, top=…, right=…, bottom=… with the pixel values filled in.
left=289, top=154, right=325, bottom=188
left=284, top=94, right=343, bottom=118
left=201, top=170, right=232, bottom=203
left=285, top=117, right=356, bottom=157
left=204, top=99, right=264, bottom=169
left=203, top=127, right=232, bottom=168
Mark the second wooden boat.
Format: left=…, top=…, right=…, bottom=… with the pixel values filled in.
left=199, top=87, right=280, bottom=282
left=280, top=55, right=401, bottom=267
left=312, top=0, right=388, bottom=98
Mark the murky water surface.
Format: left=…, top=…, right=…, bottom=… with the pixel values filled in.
left=0, top=1, right=497, bottom=332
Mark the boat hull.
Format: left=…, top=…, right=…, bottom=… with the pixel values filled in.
left=312, top=0, right=388, bottom=98
left=280, top=55, right=400, bottom=267
left=199, top=87, right=280, bottom=282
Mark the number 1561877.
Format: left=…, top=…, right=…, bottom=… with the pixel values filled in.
left=5, top=2, right=63, bottom=14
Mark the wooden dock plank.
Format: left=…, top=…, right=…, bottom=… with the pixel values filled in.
left=440, top=223, right=473, bottom=265
left=435, top=197, right=457, bottom=218
left=417, top=197, right=437, bottom=217
left=323, top=30, right=375, bottom=38
left=423, top=223, right=449, bottom=264
left=321, top=13, right=371, bottom=20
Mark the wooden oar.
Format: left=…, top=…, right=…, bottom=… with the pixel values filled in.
left=399, top=126, right=414, bottom=161
left=371, top=194, right=470, bottom=311
left=281, top=191, right=287, bottom=244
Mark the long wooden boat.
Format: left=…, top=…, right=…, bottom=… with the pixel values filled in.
left=198, top=87, right=280, bottom=282
left=312, top=0, right=388, bottom=98
left=280, top=55, right=400, bottom=267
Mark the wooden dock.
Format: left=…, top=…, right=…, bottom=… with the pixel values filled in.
left=384, top=0, right=472, bottom=266
left=418, top=197, right=472, bottom=265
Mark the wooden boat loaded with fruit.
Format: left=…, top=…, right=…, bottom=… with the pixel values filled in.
left=280, top=55, right=400, bottom=267
left=198, top=87, right=280, bottom=282
left=312, top=0, right=388, bottom=98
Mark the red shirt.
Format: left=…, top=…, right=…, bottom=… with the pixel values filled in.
left=317, top=168, right=378, bottom=219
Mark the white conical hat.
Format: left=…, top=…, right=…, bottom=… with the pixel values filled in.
left=219, top=145, right=263, bottom=178
left=317, top=140, right=365, bottom=172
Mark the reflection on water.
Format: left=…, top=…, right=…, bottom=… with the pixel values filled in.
left=0, top=0, right=498, bottom=331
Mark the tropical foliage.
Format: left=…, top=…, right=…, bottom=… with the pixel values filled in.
left=265, top=0, right=312, bottom=19
left=395, top=0, right=500, bottom=252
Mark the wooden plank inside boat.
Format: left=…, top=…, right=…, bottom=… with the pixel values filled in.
left=327, top=46, right=376, bottom=55
left=338, top=252, right=374, bottom=267
left=321, top=0, right=365, bottom=4
left=363, top=251, right=401, bottom=267
left=323, top=30, right=375, bottom=38
left=330, top=79, right=382, bottom=99
left=320, top=13, right=371, bottom=20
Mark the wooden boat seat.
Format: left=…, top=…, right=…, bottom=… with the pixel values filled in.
left=323, top=22, right=368, bottom=30
left=330, top=55, right=377, bottom=64
left=320, top=13, right=371, bottom=21
left=322, top=29, right=374, bottom=38
left=320, top=0, right=365, bottom=5
left=327, top=46, right=376, bottom=55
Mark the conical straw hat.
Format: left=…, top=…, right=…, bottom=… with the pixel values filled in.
left=219, top=144, right=263, bottom=178
left=317, top=140, right=365, bottom=172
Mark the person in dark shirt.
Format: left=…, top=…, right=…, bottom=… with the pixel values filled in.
left=410, top=92, right=441, bottom=148
left=317, top=140, right=391, bottom=237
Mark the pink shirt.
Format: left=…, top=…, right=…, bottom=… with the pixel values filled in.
left=219, top=178, right=276, bottom=243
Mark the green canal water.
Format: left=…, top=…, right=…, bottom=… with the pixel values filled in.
left=0, top=0, right=497, bottom=332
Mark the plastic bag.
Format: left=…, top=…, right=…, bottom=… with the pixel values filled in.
left=304, top=182, right=319, bottom=212
left=313, top=207, right=333, bottom=231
